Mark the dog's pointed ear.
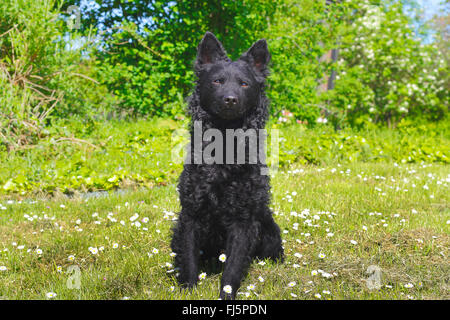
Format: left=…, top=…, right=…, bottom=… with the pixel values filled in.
left=240, top=39, right=270, bottom=76
left=196, top=32, right=228, bottom=66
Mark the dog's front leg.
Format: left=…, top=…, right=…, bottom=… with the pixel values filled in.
left=219, top=224, right=257, bottom=300
left=172, top=218, right=199, bottom=288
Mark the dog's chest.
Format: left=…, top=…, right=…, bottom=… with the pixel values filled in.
left=199, top=164, right=266, bottom=213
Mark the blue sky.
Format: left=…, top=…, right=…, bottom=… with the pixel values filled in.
left=409, top=0, right=447, bottom=42
left=416, top=0, right=447, bottom=19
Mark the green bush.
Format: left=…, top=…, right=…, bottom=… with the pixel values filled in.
left=262, top=0, right=332, bottom=123
left=67, top=0, right=447, bottom=127
left=0, top=117, right=448, bottom=195
left=82, top=0, right=276, bottom=117
left=0, top=0, right=448, bottom=154
left=322, top=1, right=448, bottom=128
left=275, top=116, right=450, bottom=166
left=0, top=0, right=116, bottom=150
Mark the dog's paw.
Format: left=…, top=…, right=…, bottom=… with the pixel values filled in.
left=180, top=281, right=197, bottom=289
left=177, top=274, right=198, bottom=290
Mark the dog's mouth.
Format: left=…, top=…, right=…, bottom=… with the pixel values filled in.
left=214, top=105, right=246, bottom=120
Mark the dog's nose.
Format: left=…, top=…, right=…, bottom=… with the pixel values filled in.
left=224, top=96, right=238, bottom=106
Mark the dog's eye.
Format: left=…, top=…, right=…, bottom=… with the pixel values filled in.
left=213, top=79, right=222, bottom=84
left=241, top=81, right=249, bottom=87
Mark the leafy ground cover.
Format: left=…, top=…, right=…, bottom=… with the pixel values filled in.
left=0, top=118, right=448, bottom=196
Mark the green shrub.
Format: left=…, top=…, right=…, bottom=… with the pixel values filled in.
left=0, top=117, right=448, bottom=195
left=0, top=0, right=115, bottom=150
left=275, top=117, right=449, bottom=166
left=322, top=1, right=448, bottom=128
left=69, top=0, right=447, bottom=127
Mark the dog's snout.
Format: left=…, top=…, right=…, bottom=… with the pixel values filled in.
left=224, top=96, right=238, bottom=106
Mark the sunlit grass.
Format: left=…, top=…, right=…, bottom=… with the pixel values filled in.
left=0, top=162, right=448, bottom=300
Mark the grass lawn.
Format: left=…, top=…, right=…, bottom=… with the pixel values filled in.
left=0, top=162, right=448, bottom=300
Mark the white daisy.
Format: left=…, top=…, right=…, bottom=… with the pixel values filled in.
left=223, top=285, right=233, bottom=294
left=287, top=281, right=296, bottom=287
left=46, top=292, right=57, bottom=299
left=88, top=247, right=98, bottom=255
left=198, top=272, right=207, bottom=280
left=219, top=254, right=227, bottom=263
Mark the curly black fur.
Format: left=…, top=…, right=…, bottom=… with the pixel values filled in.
left=171, top=32, right=284, bottom=300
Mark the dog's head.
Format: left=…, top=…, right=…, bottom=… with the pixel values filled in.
left=194, top=32, right=270, bottom=121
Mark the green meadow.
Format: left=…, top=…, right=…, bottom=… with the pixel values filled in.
left=0, top=120, right=448, bottom=300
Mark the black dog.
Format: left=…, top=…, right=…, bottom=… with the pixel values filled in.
left=171, top=32, right=284, bottom=300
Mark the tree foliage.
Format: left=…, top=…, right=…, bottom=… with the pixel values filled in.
left=0, top=0, right=448, bottom=138
left=324, top=1, right=448, bottom=128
